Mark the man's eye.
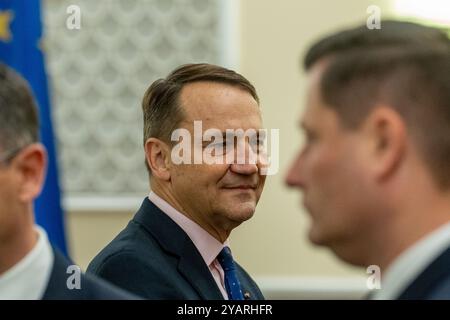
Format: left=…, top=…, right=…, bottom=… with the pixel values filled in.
left=205, top=140, right=230, bottom=154
left=250, top=139, right=264, bottom=150
left=225, top=140, right=236, bottom=151
left=305, top=131, right=316, bottom=142
left=207, top=142, right=223, bottom=149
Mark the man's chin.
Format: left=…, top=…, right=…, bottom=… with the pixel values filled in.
left=226, top=202, right=256, bottom=222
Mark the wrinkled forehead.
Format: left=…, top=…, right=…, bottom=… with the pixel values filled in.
left=179, top=81, right=262, bottom=131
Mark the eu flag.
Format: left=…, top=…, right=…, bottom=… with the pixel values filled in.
left=0, top=0, right=68, bottom=255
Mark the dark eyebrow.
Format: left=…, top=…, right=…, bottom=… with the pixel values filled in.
left=202, top=130, right=263, bottom=145
left=202, top=132, right=227, bottom=145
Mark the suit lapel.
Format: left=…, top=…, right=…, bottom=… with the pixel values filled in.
left=397, top=247, right=450, bottom=299
left=134, top=198, right=224, bottom=300
left=235, top=263, right=263, bottom=300
left=178, top=239, right=224, bottom=300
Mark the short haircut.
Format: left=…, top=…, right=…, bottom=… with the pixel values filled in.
left=303, top=20, right=450, bottom=189
left=141, top=63, right=259, bottom=173
left=0, top=63, right=39, bottom=157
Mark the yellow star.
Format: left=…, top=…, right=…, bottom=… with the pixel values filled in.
left=0, top=10, right=14, bottom=42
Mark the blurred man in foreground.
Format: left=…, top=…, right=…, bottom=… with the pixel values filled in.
left=285, top=21, right=450, bottom=299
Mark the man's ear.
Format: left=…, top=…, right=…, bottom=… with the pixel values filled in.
left=14, top=143, right=47, bottom=203
left=363, top=106, right=406, bottom=182
left=144, top=138, right=171, bottom=181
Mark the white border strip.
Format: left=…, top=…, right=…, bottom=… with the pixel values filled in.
left=219, top=0, right=240, bottom=69
left=256, top=276, right=369, bottom=300
left=63, top=196, right=144, bottom=212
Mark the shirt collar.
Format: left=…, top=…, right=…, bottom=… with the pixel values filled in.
left=148, top=191, right=229, bottom=266
left=373, top=220, right=450, bottom=299
left=0, top=225, right=54, bottom=299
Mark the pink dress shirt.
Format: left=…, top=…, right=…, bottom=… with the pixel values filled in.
left=148, top=191, right=229, bottom=299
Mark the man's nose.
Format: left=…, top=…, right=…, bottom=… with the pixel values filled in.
left=230, top=140, right=259, bottom=175
left=230, top=162, right=258, bottom=175
left=285, top=152, right=305, bottom=188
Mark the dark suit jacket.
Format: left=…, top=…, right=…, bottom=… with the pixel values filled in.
left=87, top=198, right=264, bottom=300
left=397, top=247, right=450, bottom=299
left=42, top=247, right=137, bottom=299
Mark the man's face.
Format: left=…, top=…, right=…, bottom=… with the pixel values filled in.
left=285, top=63, right=376, bottom=257
left=169, top=81, right=266, bottom=234
left=0, top=142, right=47, bottom=243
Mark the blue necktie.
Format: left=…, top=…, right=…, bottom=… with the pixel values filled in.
left=217, top=246, right=244, bottom=300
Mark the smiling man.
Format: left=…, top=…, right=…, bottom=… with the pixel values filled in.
left=285, top=21, right=450, bottom=299
left=88, top=63, right=266, bottom=300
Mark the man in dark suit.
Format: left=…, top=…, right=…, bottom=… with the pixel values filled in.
left=285, top=21, right=450, bottom=299
left=0, top=64, right=135, bottom=299
left=88, top=63, right=266, bottom=300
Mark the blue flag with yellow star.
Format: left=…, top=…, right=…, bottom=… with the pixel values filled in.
left=0, top=0, right=68, bottom=255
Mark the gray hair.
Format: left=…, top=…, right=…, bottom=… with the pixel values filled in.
left=0, top=63, right=39, bottom=155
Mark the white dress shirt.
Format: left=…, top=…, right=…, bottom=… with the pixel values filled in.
left=372, top=221, right=450, bottom=299
left=0, top=226, right=54, bottom=300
